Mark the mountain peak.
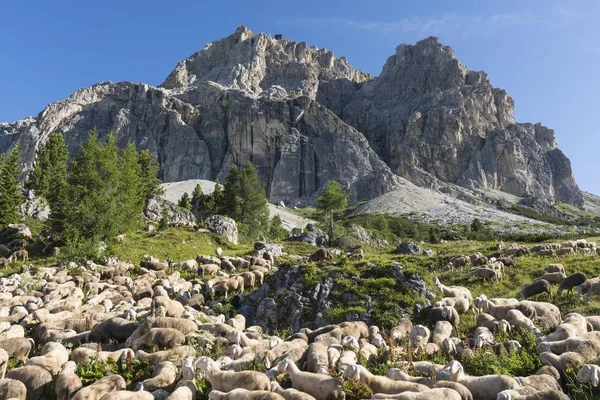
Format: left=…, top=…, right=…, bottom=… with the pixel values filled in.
left=161, top=26, right=370, bottom=99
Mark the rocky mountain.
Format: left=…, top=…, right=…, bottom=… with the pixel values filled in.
left=0, top=26, right=584, bottom=209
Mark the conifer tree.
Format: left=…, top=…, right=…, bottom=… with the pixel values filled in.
left=117, top=143, right=144, bottom=230
left=191, top=184, right=203, bottom=209
left=0, top=143, right=24, bottom=228
left=159, top=206, right=170, bottom=230
left=316, top=180, right=349, bottom=241
left=268, top=214, right=287, bottom=240
left=239, top=162, right=269, bottom=235
left=137, top=148, right=163, bottom=199
left=221, top=165, right=242, bottom=220
left=178, top=192, right=191, bottom=210
left=28, top=133, right=69, bottom=200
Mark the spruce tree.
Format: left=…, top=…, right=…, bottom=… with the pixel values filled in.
left=28, top=133, right=69, bottom=200
left=221, top=165, right=242, bottom=219
left=159, top=206, right=170, bottom=230
left=116, top=143, right=144, bottom=231
left=239, top=162, right=269, bottom=235
left=0, top=144, right=24, bottom=228
left=137, top=149, right=163, bottom=199
left=178, top=192, right=191, bottom=210
left=268, top=214, right=287, bottom=240
left=316, top=180, right=349, bottom=241
left=191, top=184, right=203, bottom=210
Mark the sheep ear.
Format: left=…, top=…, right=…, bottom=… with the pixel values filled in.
left=264, top=357, right=271, bottom=370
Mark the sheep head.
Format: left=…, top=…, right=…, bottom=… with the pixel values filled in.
left=342, top=363, right=360, bottom=380
left=577, top=364, right=600, bottom=387
left=342, top=335, right=359, bottom=351
left=61, top=360, right=77, bottom=374
left=442, top=360, right=464, bottom=380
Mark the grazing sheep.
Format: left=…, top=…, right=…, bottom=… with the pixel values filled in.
left=89, top=316, right=137, bottom=342
left=538, top=272, right=566, bottom=285
left=469, top=267, right=498, bottom=282
left=8, top=250, right=28, bottom=263
left=271, top=380, right=317, bottom=400
left=557, top=272, right=587, bottom=296
left=25, top=341, right=69, bottom=375
left=100, top=389, right=155, bottom=400
left=517, top=280, right=551, bottom=299
left=137, top=361, right=177, bottom=391
left=370, top=388, right=462, bottom=400
left=391, top=318, right=413, bottom=343
left=206, top=363, right=271, bottom=392
left=308, top=249, right=333, bottom=263
left=505, top=310, right=540, bottom=335
left=577, top=364, right=600, bottom=387
left=278, top=359, right=344, bottom=400
left=343, top=364, right=429, bottom=395
left=0, top=337, right=33, bottom=362
left=427, top=306, right=460, bottom=327
left=432, top=321, right=453, bottom=346
left=71, top=374, right=126, bottom=400
left=137, top=346, right=197, bottom=367
left=55, top=361, right=83, bottom=400
left=545, top=264, right=565, bottom=274
left=0, top=378, right=27, bottom=400
left=409, top=325, right=431, bottom=349
left=5, top=366, right=53, bottom=400
left=433, top=296, right=470, bottom=313
left=585, top=281, right=600, bottom=301
left=441, top=361, right=520, bottom=400
left=209, top=389, right=284, bottom=400
left=537, top=250, right=556, bottom=258
left=131, top=328, right=186, bottom=351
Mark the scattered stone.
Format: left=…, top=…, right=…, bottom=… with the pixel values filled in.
left=215, top=247, right=223, bottom=257
left=253, top=242, right=283, bottom=258
left=422, top=249, right=435, bottom=257
left=287, top=224, right=328, bottom=247
left=204, top=215, right=238, bottom=244
left=144, top=196, right=196, bottom=226
left=394, top=241, right=422, bottom=255
left=19, top=190, right=50, bottom=221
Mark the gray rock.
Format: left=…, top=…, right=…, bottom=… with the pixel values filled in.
left=422, top=249, right=435, bottom=257
left=144, top=196, right=196, bottom=227
left=253, top=242, right=283, bottom=258
left=337, top=37, right=583, bottom=206
left=0, top=224, right=32, bottom=240
left=19, top=191, right=50, bottom=221
left=204, top=215, right=238, bottom=244
left=394, top=241, right=422, bottom=255
left=0, top=29, right=583, bottom=209
left=287, top=224, right=328, bottom=247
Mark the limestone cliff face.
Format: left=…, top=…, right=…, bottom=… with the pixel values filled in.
left=0, top=28, right=584, bottom=207
left=336, top=37, right=582, bottom=206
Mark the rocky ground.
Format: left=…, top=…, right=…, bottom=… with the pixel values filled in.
left=1, top=220, right=600, bottom=399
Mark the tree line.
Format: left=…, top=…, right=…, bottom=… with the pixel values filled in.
left=27, top=130, right=163, bottom=256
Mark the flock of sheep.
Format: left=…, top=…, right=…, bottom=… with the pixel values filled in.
left=0, top=237, right=599, bottom=400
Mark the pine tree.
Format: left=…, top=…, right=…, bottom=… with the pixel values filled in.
left=137, top=148, right=164, bottom=199
left=0, top=143, right=24, bottom=228
left=116, top=143, right=144, bottom=231
left=178, top=192, right=191, bottom=210
left=191, top=184, right=203, bottom=210
left=268, top=214, right=287, bottom=240
left=316, top=180, right=349, bottom=241
left=28, top=133, right=69, bottom=200
left=239, top=162, right=269, bottom=233
left=159, top=206, right=170, bottom=230
left=221, top=165, right=242, bottom=219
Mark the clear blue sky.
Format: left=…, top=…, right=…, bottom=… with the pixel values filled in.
left=1, top=0, right=598, bottom=194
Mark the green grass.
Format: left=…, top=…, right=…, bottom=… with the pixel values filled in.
left=106, top=227, right=250, bottom=263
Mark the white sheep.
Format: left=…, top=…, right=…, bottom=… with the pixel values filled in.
left=71, top=374, right=126, bottom=400
left=370, top=388, right=462, bottom=400
left=343, top=364, right=429, bottom=395
left=55, top=361, right=82, bottom=400
left=409, top=325, right=431, bottom=350
left=271, top=380, right=317, bottom=400
left=577, top=364, right=600, bottom=387
left=432, top=321, right=453, bottom=346
left=25, top=342, right=68, bottom=375
left=278, top=359, right=344, bottom=400
left=206, top=362, right=270, bottom=392
left=441, top=361, right=520, bottom=400
left=137, top=361, right=177, bottom=391
left=209, top=388, right=284, bottom=400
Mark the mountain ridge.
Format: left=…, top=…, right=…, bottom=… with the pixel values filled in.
left=0, top=25, right=586, bottom=212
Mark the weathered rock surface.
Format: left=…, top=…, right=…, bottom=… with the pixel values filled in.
left=287, top=223, right=328, bottom=247
left=19, top=190, right=50, bottom=221
left=204, top=215, right=238, bottom=244
left=144, top=196, right=196, bottom=227
left=0, top=27, right=585, bottom=209
left=394, top=241, right=422, bottom=255
left=336, top=37, right=583, bottom=206
left=240, top=264, right=432, bottom=332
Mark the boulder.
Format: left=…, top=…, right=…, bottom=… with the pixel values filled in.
left=394, top=241, right=422, bottom=255
left=253, top=242, right=283, bottom=258
left=144, top=196, right=196, bottom=227
left=0, top=224, right=32, bottom=241
left=19, top=191, right=50, bottom=221
left=287, top=224, right=328, bottom=247
left=422, top=249, right=435, bottom=257
left=204, top=215, right=238, bottom=244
